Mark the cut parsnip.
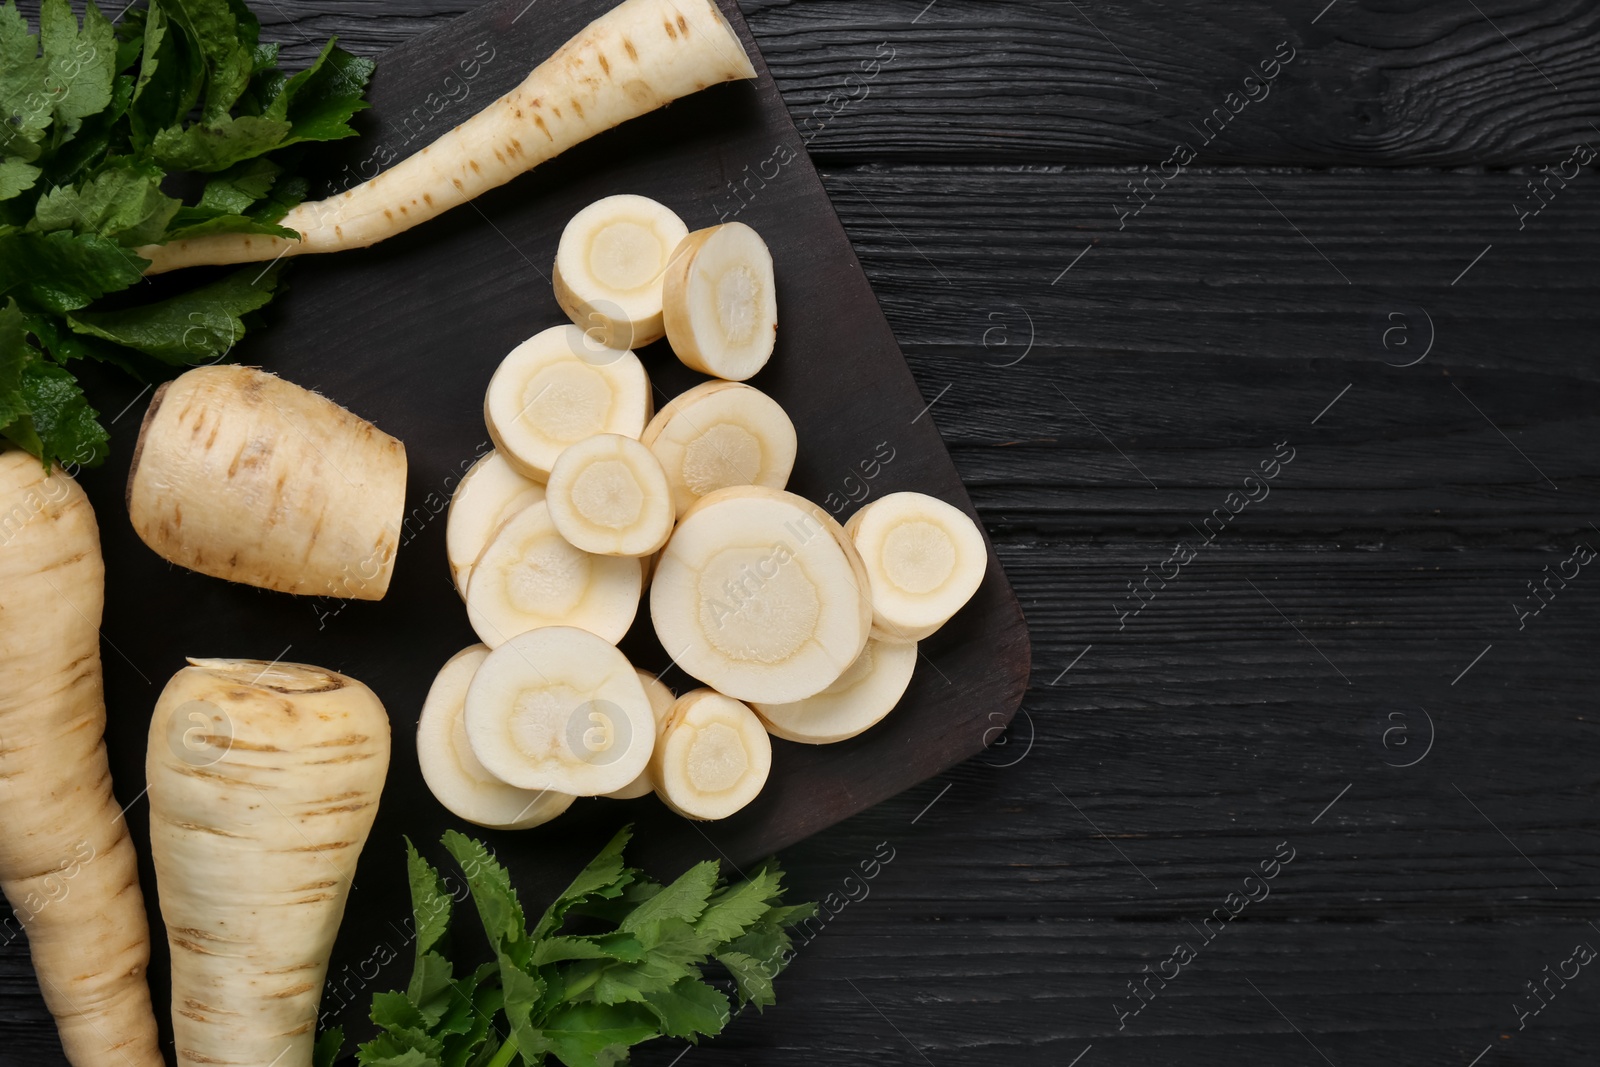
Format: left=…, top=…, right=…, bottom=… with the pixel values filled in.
left=662, top=222, right=777, bottom=381
left=643, top=381, right=796, bottom=517
left=485, top=325, right=651, bottom=480
left=464, top=627, right=654, bottom=795
left=752, top=638, right=917, bottom=744
left=650, top=486, right=871, bottom=704
left=652, top=689, right=771, bottom=820
left=418, top=645, right=575, bottom=828
left=603, top=670, right=677, bottom=800
left=447, top=451, right=547, bottom=598
left=845, top=492, right=988, bottom=643
left=554, top=195, right=688, bottom=350
left=465, top=501, right=642, bottom=647
left=546, top=434, right=674, bottom=557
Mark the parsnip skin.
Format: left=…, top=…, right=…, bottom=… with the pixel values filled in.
left=0, top=450, right=164, bottom=1067
left=135, top=0, right=757, bottom=273
left=127, top=365, right=408, bottom=600
left=148, top=658, right=390, bottom=1067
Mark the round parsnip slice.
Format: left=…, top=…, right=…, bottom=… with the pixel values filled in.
left=643, top=381, right=796, bottom=518
left=447, top=451, right=547, bottom=598
left=466, top=501, right=642, bottom=647
left=752, top=638, right=917, bottom=744
left=603, top=670, right=676, bottom=800
left=546, top=434, right=674, bottom=557
left=845, top=492, right=988, bottom=643
left=485, top=325, right=651, bottom=480
left=652, top=689, right=771, bottom=820
left=662, top=222, right=777, bottom=381
left=554, top=195, right=688, bottom=350
left=464, top=627, right=654, bottom=795
left=418, top=645, right=575, bottom=828
left=651, top=486, right=871, bottom=704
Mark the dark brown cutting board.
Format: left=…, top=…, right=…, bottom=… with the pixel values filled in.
left=73, top=0, right=1030, bottom=1047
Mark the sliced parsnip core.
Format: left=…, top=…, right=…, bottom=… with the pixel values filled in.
left=554, top=195, right=688, bottom=350
left=546, top=434, right=674, bottom=557
left=652, top=689, right=772, bottom=820
left=643, top=381, right=796, bottom=517
left=485, top=325, right=651, bottom=480
left=845, top=492, right=988, bottom=643
left=447, top=451, right=547, bottom=598
left=662, top=222, right=778, bottom=381
left=650, top=486, right=871, bottom=704
left=465, top=500, right=642, bottom=647
left=464, top=626, right=654, bottom=795
left=418, top=645, right=575, bottom=828
left=603, top=670, right=677, bottom=800
left=752, top=638, right=918, bottom=744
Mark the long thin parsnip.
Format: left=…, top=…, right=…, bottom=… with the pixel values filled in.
left=0, top=449, right=163, bottom=1067
left=136, top=0, right=756, bottom=274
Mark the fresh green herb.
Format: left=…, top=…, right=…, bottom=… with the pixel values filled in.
left=341, top=827, right=815, bottom=1067
left=0, top=0, right=373, bottom=467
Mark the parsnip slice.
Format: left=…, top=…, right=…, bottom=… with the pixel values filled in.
left=546, top=434, right=674, bottom=557
left=602, top=670, right=677, bottom=800
left=464, top=627, right=654, bottom=795
left=554, top=195, right=688, bottom=350
left=651, top=689, right=771, bottom=820
left=844, top=492, right=988, bottom=643
left=466, top=501, right=642, bottom=647
left=662, top=222, right=777, bottom=381
left=485, top=325, right=651, bottom=480
left=447, top=451, right=547, bottom=598
left=752, top=637, right=917, bottom=744
left=643, top=381, right=796, bottom=518
left=650, top=486, right=871, bottom=704
left=418, top=645, right=575, bottom=828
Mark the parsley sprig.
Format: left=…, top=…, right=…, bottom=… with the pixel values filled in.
left=334, top=827, right=815, bottom=1067
left=0, top=0, right=373, bottom=468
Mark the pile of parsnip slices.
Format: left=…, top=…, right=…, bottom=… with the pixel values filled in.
left=420, top=194, right=987, bottom=828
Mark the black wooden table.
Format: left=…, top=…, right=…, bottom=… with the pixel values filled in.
left=5, top=2, right=1599, bottom=1064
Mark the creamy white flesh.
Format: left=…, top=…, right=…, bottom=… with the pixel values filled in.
left=418, top=646, right=576, bottom=828
left=845, top=492, right=988, bottom=642
left=485, top=325, right=651, bottom=480
left=546, top=433, right=675, bottom=557
left=603, top=670, right=677, bottom=799
left=555, top=194, right=688, bottom=350
left=465, top=500, right=642, bottom=648
left=752, top=637, right=917, bottom=744
left=643, top=381, right=797, bottom=517
left=448, top=451, right=547, bottom=598
left=463, top=627, right=655, bottom=795
left=652, top=689, right=771, bottom=820
left=662, top=222, right=778, bottom=381
left=650, top=486, right=871, bottom=704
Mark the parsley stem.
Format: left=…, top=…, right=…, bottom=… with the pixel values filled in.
left=485, top=1034, right=520, bottom=1067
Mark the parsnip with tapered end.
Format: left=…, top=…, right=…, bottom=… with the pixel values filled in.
left=136, top=0, right=756, bottom=274
left=147, top=658, right=390, bottom=1067
left=643, top=381, right=796, bottom=517
left=465, top=501, right=642, bottom=647
left=464, top=627, right=655, bottom=795
left=753, top=638, right=917, bottom=744
left=554, top=195, right=688, bottom=350
left=0, top=451, right=163, bottom=1067
left=604, top=670, right=676, bottom=800
left=546, top=433, right=674, bottom=557
left=652, top=689, right=771, bottom=820
left=662, top=222, right=778, bottom=380
left=418, top=646, right=575, bottom=828
left=127, top=365, right=407, bottom=599
left=845, top=492, right=988, bottom=643
left=485, top=326, right=652, bottom=480
left=448, top=451, right=547, bottom=598
left=651, top=486, right=871, bottom=704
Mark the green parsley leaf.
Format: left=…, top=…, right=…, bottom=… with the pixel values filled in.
left=1, top=358, right=109, bottom=467
left=532, top=827, right=635, bottom=941
left=38, top=0, right=116, bottom=142
left=31, top=159, right=180, bottom=245
left=148, top=113, right=290, bottom=172
left=640, top=978, right=730, bottom=1040
left=0, top=298, right=33, bottom=429
left=67, top=261, right=280, bottom=364
left=0, top=229, right=147, bottom=313
left=313, top=1027, right=344, bottom=1067
left=0, top=159, right=41, bottom=200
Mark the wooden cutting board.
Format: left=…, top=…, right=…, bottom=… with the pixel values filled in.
left=74, top=0, right=1031, bottom=1046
